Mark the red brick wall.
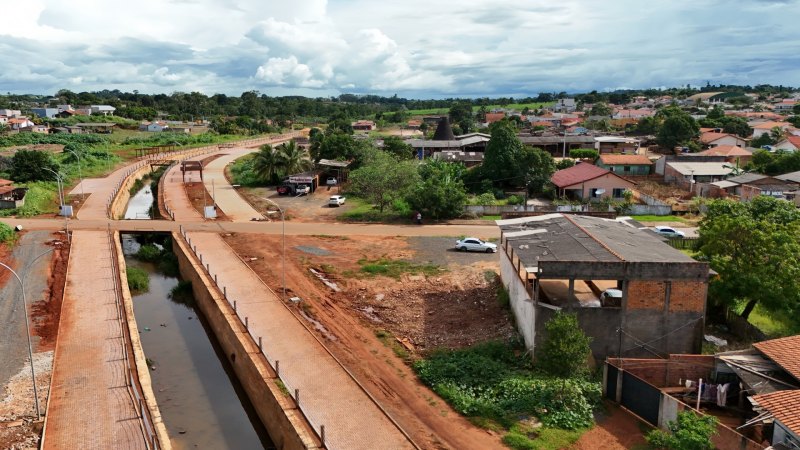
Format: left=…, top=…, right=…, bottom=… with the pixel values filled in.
left=627, top=280, right=666, bottom=310
left=669, top=281, right=706, bottom=312
left=609, top=355, right=714, bottom=388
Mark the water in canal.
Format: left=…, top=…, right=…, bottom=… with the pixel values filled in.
left=123, top=185, right=273, bottom=449
left=126, top=181, right=155, bottom=219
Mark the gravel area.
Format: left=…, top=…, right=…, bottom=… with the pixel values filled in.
left=406, top=236, right=499, bottom=267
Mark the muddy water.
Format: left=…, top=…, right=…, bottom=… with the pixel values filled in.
left=122, top=236, right=273, bottom=450
left=126, top=182, right=154, bottom=219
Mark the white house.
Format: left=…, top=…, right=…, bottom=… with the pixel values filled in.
left=774, top=136, right=800, bottom=152
left=751, top=121, right=792, bottom=138
left=773, top=100, right=797, bottom=113
left=699, top=132, right=747, bottom=148
left=0, top=109, right=22, bottom=117
left=139, top=121, right=168, bottom=132
left=90, top=105, right=116, bottom=115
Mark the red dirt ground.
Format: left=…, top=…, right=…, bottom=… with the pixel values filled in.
left=31, top=238, right=70, bottom=352
left=570, top=402, right=648, bottom=450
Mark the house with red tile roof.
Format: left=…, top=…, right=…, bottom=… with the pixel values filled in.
left=775, top=136, right=800, bottom=152
left=696, top=145, right=753, bottom=166
left=551, top=162, right=635, bottom=201
left=751, top=121, right=792, bottom=138
left=595, top=154, right=653, bottom=175
left=700, top=131, right=748, bottom=148
left=484, top=112, right=505, bottom=124
left=752, top=390, right=800, bottom=449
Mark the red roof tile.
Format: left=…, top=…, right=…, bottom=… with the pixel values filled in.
left=598, top=154, right=653, bottom=165
left=700, top=132, right=742, bottom=144
left=0, top=179, right=13, bottom=186
left=697, top=145, right=752, bottom=157
left=754, top=335, right=800, bottom=382
left=752, top=390, right=800, bottom=437
left=552, top=163, right=623, bottom=188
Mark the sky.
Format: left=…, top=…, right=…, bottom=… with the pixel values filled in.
left=1, top=0, right=799, bottom=99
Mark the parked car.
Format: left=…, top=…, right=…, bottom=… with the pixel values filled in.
left=329, top=195, right=346, bottom=206
left=455, top=237, right=497, bottom=253
left=295, top=184, right=310, bottom=195
left=276, top=185, right=292, bottom=195
left=654, top=226, right=685, bottom=238
left=600, top=288, right=622, bottom=307
left=326, top=177, right=338, bottom=186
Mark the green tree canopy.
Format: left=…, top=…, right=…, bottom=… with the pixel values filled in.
left=518, top=146, right=556, bottom=194
left=656, top=107, right=699, bottom=149
left=482, top=120, right=524, bottom=186
left=252, top=145, right=283, bottom=184
left=406, top=160, right=467, bottom=219
left=10, top=149, right=60, bottom=182
left=536, top=312, right=592, bottom=378
left=589, top=102, right=613, bottom=117
left=699, top=196, right=800, bottom=319
left=349, top=151, right=419, bottom=212
left=382, top=136, right=414, bottom=160
left=646, top=411, right=718, bottom=450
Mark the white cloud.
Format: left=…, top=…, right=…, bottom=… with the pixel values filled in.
left=0, top=0, right=798, bottom=97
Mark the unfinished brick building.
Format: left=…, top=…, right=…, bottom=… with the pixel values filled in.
left=497, top=214, right=711, bottom=359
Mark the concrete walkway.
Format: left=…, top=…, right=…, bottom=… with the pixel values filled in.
left=73, top=162, right=147, bottom=221
left=43, top=231, right=146, bottom=450
left=163, top=149, right=414, bottom=448
left=202, top=148, right=262, bottom=221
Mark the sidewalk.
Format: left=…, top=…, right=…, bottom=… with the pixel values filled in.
left=43, top=231, right=146, bottom=450
left=201, top=148, right=262, bottom=221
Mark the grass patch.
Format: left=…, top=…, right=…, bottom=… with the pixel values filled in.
left=413, top=340, right=600, bottom=444
left=375, top=329, right=412, bottom=361
left=274, top=379, right=291, bottom=397
left=630, top=215, right=687, bottom=223
left=481, top=215, right=502, bottom=220
left=0, top=182, right=58, bottom=217
left=746, top=303, right=800, bottom=338
left=358, top=258, right=441, bottom=279
left=126, top=267, right=150, bottom=294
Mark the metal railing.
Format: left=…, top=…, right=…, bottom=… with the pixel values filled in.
left=106, top=227, right=161, bottom=449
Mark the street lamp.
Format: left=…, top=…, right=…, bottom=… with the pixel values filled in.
left=0, top=247, right=57, bottom=420
left=257, top=196, right=285, bottom=301
left=65, top=149, right=84, bottom=198
left=42, top=167, right=65, bottom=213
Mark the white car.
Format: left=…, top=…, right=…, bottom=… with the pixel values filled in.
left=654, top=226, right=685, bottom=238
left=295, top=185, right=310, bottom=195
left=455, top=237, right=497, bottom=253
left=326, top=177, right=338, bottom=186
left=600, top=288, right=622, bottom=306
left=329, top=195, right=346, bottom=206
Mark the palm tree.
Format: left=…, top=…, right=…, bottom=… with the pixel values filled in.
left=276, top=141, right=313, bottom=176
left=252, top=144, right=283, bottom=183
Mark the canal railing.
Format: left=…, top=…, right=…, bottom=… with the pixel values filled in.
left=107, top=227, right=163, bottom=450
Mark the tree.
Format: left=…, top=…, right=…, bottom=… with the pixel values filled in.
left=718, top=116, right=752, bottom=138
left=556, top=159, right=575, bottom=170
left=349, top=152, right=419, bottom=212
left=656, top=107, right=699, bottom=149
left=10, top=150, right=60, bottom=182
left=482, top=121, right=524, bottom=186
left=635, top=116, right=661, bottom=135
left=698, top=197, right=800, bottom=320
left=518, top=147, right=556, bottom=194
left=382, top=136, right=414, bottom=160
left=406, top=160, right=467, bottom=219
left=275, top=140, right=312, bottom=175
left=319, top=133, right=358, bottom=162
left=252, top=145, right=283, bottom=183
left=794, top=104, right=800, bottom=115
left=449, top=102, right=475, bottom=134
left=646, top=411, right=718, bottom=450
left=589, top=102, right=613, bottom=117
left=536, top=312, right=592, bottom=378
left=706, top=105, right=724, bottom=120
left=0, top=123, right=9, bottom=136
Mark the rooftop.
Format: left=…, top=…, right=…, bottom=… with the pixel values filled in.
left=496, top=214, right=696, bottom=267
left=667, top=161, right=733, bottom=176
left=751, top=390, right=800, bottom=437
left=697, top=145, right=752, bottom=157
left=754, top=335, right=800, bottom=383
left=776, top=170, right=800, bottom=184
left=598, top=154, right=653, bottom=165
left=552, top=163, right=618, bottom=188
left=700, top=132, right=742, bottom=144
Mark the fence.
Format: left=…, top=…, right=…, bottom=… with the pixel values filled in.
left=666, top=237, right=699, bottom=250
left=106, top=227, right=162, bottom=449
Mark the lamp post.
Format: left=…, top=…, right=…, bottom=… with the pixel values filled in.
left=0, top=247, right=56, bottom=421
left=43, top=167, right=64, bottom=211
left=65, top=149, right=84, bottom=198
left=257, top=196, right=285, bottom=301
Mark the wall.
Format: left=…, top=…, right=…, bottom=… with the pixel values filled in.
left=466, top=204, right=533, bottom=215
left=500, top=249, right=537, bottom=351
left=110, top=163, right=154, bottom=219
left=172, top=234, right=320, bottom=450
left=563, top=173, right=637, bottom=200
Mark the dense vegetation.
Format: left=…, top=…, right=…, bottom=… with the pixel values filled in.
left=126, top=267, right=150, bottom=293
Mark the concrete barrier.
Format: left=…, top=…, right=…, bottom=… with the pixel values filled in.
left=172, top=233, right=321, bottom=450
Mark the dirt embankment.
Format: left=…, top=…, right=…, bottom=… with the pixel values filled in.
left=31, top=239, right=69, bottom=351
left=224, top=233, right=514, bottom=449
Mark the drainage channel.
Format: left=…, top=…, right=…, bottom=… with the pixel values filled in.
left=123, top=184, right=274, bottom=449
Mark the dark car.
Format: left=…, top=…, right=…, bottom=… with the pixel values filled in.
left=277, top=185, right=293, bottom=195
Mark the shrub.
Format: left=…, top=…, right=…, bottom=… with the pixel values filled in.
left=646, top=411, right=718, bottom=450
left=536, top=312, right=592, bottom=378
left=135, top=244, right=162, bottom=262
left=168, top=280, right=195, bottom=306
left=126, top=267, right=150, bottom=293
left=506, top=194, right=525, bottom=205
left=569, top=149, right=599, bottom=160
left=477, top=192, right=496, bottom=205
left=0, top=222, right=15, bottom=244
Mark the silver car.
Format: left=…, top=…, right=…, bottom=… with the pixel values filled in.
left=455, top=237, right=497, bottom=253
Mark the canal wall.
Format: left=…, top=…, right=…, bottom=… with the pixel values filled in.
left=172, top=232, right=321, bottom=450
left=110, top=163, right=154, bottom=220
left=113, top=231, right=172, bottom=449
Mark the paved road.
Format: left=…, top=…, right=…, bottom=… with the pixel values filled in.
left=1, top=217, right=500, bottom=238
left=202, top=147, right=263, bottom=221
left=43, top=231, right=146, bottom=450
left=0, top=231, right=53, bottom=394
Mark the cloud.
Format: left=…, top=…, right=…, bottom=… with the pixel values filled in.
left=0, top=0, right=798, bottom=97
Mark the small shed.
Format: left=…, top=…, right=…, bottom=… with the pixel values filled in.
left=0, top=180, right=27, bottom=209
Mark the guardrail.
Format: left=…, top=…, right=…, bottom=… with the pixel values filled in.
left=106, top=227, right=161, bottom=449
